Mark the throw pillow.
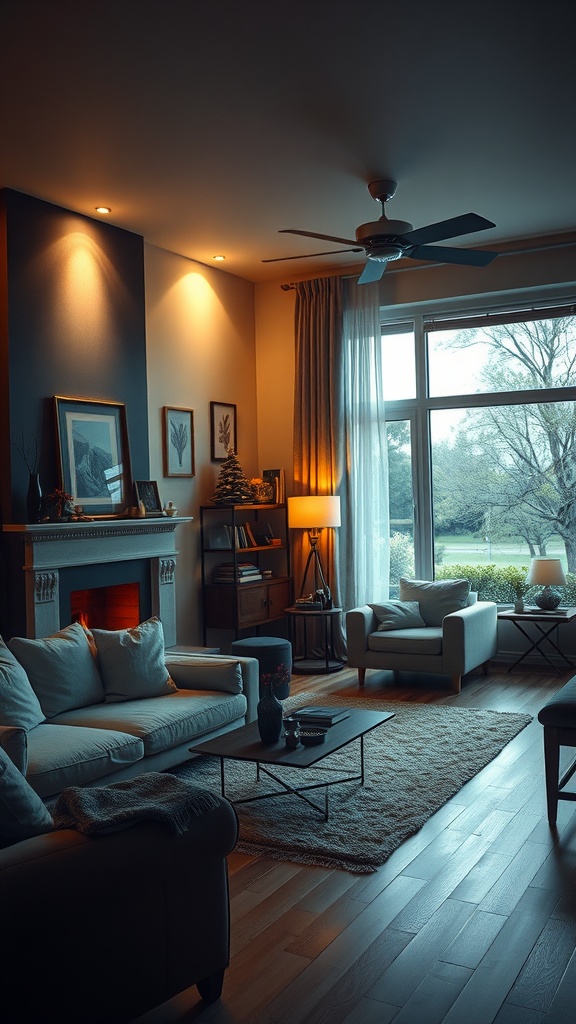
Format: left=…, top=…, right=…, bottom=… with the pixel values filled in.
left=0, top=637, right=45, bottom=730
left=8, top=622, right=105, bottom=719
left=399, top=578, right=471, bottom=626
left=92, top=617, right=177, bottom=703
left=369, top=600, right=426, bottom=631
left=0, top=746, right=53, bottom=845
left=166, top=657, right=243, bottom=694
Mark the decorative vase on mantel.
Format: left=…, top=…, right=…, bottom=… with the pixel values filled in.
left=513, top=596, right=525, bottom=614
left=257, top=687, right=283, bottom=744
left=26, top=473, right=42, bottom=524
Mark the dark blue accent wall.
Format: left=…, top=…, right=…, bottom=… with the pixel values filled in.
left=0, top=189, right=150, bottom=636
left=1, top=188, right=149, bottom=522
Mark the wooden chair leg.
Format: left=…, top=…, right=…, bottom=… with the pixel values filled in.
left=451, top=674, right=461, bottom=694
left=543, top=726, right=560, bottom=826
left=358, top=667, right=366, bottom=687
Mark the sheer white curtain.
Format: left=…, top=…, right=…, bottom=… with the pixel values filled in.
left=339, top=278, right=389, bottom=614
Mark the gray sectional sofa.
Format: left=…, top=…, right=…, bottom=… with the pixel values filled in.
left=0, top=617, right=258, bottom=800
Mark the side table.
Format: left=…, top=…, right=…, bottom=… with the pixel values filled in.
left=498, top=607, right=576, bottom=674
left=285, top=605, right=344, bottom=674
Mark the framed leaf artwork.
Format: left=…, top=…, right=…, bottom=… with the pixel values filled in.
left=163, top=407, right=194, bottom=477
left=210, top=401, right=237, bottom=461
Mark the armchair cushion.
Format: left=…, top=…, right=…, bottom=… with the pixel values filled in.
left=368, top=626, right=443, bottom=656
left=370, top=600, right=426, bottom=631
left=399, top=578, right=471, bottom=626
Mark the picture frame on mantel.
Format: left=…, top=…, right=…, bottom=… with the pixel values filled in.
left=54, top=396, right=132, bottom=517
left=163, top=406, right=195, bottom=477
left=134, top=480, right=163, bottom=515
left=210, top=401, right=237, bottom=461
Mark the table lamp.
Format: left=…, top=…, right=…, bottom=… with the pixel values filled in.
left=526, top=557, right=567, bottom=610
left=287, top=495, right=341, bottom=604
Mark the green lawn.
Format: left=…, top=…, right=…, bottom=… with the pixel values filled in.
left=435, top=535, right=565, bottom=569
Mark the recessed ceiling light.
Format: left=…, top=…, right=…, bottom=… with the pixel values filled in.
left=212, top=255, right=225, bottom=261
left=95, top=206, right=111, bottom=214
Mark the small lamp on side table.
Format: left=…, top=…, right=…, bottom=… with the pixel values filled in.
left=527, top=557, right=567, bottom=610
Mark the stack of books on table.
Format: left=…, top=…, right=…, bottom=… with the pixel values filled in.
left=292, top=706, right=350, bottom=727
left=211, top=562, right=263, bottom=584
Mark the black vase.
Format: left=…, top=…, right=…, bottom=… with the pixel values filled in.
left=26, top=473, right=42, bottom=523
left=257, top=688, right=283, bottom=744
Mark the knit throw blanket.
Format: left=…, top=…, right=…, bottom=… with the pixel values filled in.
left=53, top=772, right=221, bottom=836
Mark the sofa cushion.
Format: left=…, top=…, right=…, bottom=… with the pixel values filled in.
left=0, top=637, right=45, bottom=730
left=25, top=723, right=145, bottom=799
left=368, top=626, right=443, bottom=656
left=369, top=600, right=426, bottom=631
left=8, top=623, right=105, bottom=719
left=166, top=657, right=243, bottom=694
left=91, top=617, right=177, bottom=703
left=0, top=745, right=54, bottom=845
left=399, top=578, right=471, bottom=626
left=50, top=689, right=248, bottom=756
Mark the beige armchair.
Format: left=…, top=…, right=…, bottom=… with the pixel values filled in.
left=346, top=578, right=498, bottom=695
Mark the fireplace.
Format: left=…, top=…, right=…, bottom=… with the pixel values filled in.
left=71, top=582, right=141, bottom=631
left=3, top=517, right=191, bottom=644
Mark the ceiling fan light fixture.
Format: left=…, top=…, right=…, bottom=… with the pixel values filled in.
left=366, top=244, right=405, bottom=263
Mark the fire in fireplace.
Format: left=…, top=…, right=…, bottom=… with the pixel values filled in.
left=70, top=583, right=140, bottom=631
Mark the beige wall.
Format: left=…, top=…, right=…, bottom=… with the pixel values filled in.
left=145, top=244, right=256, bottom=645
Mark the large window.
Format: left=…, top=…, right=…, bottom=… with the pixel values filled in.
left=383, top=303, right=576, bottom=602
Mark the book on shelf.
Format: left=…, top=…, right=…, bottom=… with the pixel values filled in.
left=243, top=521, right=258, bottom=546
left=211, top=561, right=262, bottom=583
left=292, top=706, right=350, bottom=727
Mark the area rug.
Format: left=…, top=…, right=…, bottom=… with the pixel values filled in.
left=170, top=694, right=532, bottom=873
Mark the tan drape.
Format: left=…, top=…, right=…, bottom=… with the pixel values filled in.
left=293, top=277, right=345, bottom=656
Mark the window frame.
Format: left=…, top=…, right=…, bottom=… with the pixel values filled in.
left=381, top=298, right=576, bottom=583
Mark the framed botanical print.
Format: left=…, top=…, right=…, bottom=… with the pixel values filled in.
left=54, top=396, right=131, bottom=516
left=210, top=401, right=237, bottom=461
left=163, top=406, right=195, bottom=477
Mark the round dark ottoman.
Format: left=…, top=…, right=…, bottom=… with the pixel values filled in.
left=230, top=636, right=292, bottom=698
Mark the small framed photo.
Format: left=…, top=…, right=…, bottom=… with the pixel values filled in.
left=210, top=401, right=237, bottom=461
left=54, top=396, right=132, bottom=516
left=163, top=407, right=195, bottom=477
left=134, top=480, right=163, bottom=515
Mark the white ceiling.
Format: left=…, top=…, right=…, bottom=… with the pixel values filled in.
left=2, top=0, right=576, bottom=284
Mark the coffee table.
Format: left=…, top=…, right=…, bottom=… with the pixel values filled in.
left=189, top=708, right=394, bottom=820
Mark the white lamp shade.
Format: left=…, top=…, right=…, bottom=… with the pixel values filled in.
left=288, top=495, right=341, bottom=530
left=526, top=557, right=567, bottom=586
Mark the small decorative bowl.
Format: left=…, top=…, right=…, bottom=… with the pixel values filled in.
left=299, top=727, right=327, bottom=747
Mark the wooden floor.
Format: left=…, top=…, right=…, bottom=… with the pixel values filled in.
left=135, top=662, right=576, bottom=1024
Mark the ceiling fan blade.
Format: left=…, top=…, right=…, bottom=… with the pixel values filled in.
left=262, top=247, right=362, bottom=264
left=408, top=244, right=499, bottom=267
left=279, top=228, right=360, bottom=246
left=404, top=213, right=496, bottom=246
left=357, top=259, right=386, bottom=285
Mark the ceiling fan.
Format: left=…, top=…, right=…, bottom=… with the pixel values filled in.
left=263, top=179, right=499, bottom=284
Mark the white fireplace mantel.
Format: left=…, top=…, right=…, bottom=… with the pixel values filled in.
left=3, top=517, right=193, bottom=642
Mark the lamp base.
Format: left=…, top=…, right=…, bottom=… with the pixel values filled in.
left=534, top=586, right=562, bottom=611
